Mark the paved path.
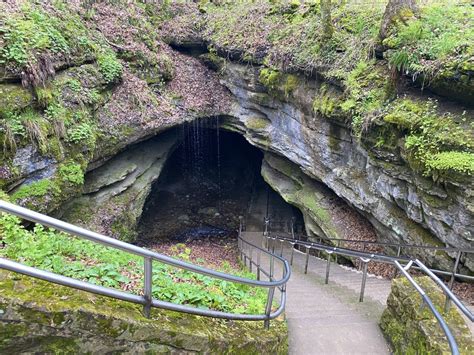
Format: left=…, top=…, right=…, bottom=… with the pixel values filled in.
left=242, top=231, right=391, bottom=355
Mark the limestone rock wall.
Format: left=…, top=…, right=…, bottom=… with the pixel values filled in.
left=219, top=62, right=473, bottom=273
left=380, top=276, right=473, bottom=354
left=61, top=130, right=178, bottom=241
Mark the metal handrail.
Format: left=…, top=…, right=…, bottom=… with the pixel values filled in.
left=275, top=228, right=474, bottom=282
left=268, top=233, right=473, bottom=319
left=0, top=200, right=290, bottom=327
left=265, top=229, right=473, bottom=355
left=394, top=260, right=460, bottom=355
left=291, top=232, right=474, bottom=253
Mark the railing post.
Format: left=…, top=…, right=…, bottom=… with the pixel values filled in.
left=291, top=217, right=295, bottom=238
left=280, top=239, right=284, bottom=257
left=290, top=242, right=295, bottom=266
left=257, top=250, right=261, bottom=281
left=360, top=259, right=369, bottom=302
left=143, top=257, right=152, bottom=318
left=272, top=238, right=276, bottom=254
left=270, top=255, right=274, bottom=281
left=325, top=252, right=332, bottom=284
left=264, top=217, right=269, bottom=236
left=264, top=287, right=275, bottom=329
left=249, top=248, right=253, bottom=273
left=445, top=251, right=462, bottom=312
left=304, top=247, right=310, bottom=274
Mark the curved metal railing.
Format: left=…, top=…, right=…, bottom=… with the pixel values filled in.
left=0, top=200, right=290, bottom=328
left=264, top=220, right=473, bottom=355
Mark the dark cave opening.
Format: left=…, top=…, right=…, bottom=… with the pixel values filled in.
left=136, top=120, right=304, bottom=246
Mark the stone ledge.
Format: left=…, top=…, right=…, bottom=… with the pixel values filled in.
left=0, top=271, right=288, bottom=354
left=380, top=276, right=473, bottom=354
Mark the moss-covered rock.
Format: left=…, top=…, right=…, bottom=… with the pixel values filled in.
left=261, top=153, right=340, bottom=241
left=380, top=276, right=473, bottom=354
left=259, top=68, right=300, bottom=100
left=0, top=84, right=33, bottom=116
left=0, top=270, right=288, bottom=354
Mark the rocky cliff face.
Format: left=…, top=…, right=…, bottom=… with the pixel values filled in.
left=62, top=131, right=178, bottom=241
left=1, top=1, right=472, bottom=274
left=218, top=62, right=473, bottom=273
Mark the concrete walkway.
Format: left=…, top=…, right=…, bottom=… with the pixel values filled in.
left=242, top=231, right=391, bottom=355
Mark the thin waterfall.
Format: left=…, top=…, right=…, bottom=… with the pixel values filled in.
left=216, top=116, right=221, bottom=207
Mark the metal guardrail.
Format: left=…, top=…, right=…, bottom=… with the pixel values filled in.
left=267, top=218, right=474, bottom=283
left=0, top=200, right=290, bottom=328
left=264, top=219, right=473, bottom=355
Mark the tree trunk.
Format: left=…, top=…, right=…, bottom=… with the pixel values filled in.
left=379, top=0, right=418, bottom=41
left=321, top=0, right=333, bottom=41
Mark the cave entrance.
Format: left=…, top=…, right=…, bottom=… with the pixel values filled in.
left=136, top=119, right=304, bottom=246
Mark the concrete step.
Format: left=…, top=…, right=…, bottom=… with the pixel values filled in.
left=241, top=232, right=392, bottom=355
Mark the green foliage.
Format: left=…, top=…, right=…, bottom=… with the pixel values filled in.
left=86, top=89, right=102, bottom=106
left=11, top=179, right=60, bottom=202
left=0, top=5, right=69, bottom=66
left=0, top=214, right=267, bottom=314
left=67, top=79, right=82, bottom=93
left=259, top=68, right=281, bottom=90
left=66, top=121, right=95, bottom=145
left=3, top=112, right=26, bottom=138
left=58, top=162, right=84, bottom=185
left=259, top=68, right=298, bottom=97
left=426, top=152, right=474, bottom=175
left=97, top=51, right=123, bottom=84
left=384, top=2, right=474, bottom=78
left=44, top=102, right=66, bottom=122
left=385, top=99, right=474, bottom=178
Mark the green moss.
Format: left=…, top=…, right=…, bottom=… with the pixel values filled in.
left=259, top=68, right=299, bottom=98
left=12, top=179, right=61, bottom=202
left=199, top=52, right=226, bottom=72
left=387, top=98, right=474, bottom=179
left=381, top=277, right=473, bottom=354
left=260, top=68, right=281, bottom=90
left=312, top=85, right=345, bottom=120
left=0, top=271, right=288, bottom=353
left=245, top=117, right=270, bottom=131
left=0, top=85, right=33, bottom=116
left=426, top=151, right=474, bottom=176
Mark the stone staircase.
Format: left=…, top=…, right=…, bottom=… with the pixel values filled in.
left=242, top=231, right=392, bottom=355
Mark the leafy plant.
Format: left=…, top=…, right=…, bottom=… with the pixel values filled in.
left=0, top=213, right=267, bottom=314
left=97, top=51, right=123, bottom=84
left=0, top=5, right=69, bottom=66
left=66, top=121, right=95, bottom=145
left=58, top=162, right=84, bottom=185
